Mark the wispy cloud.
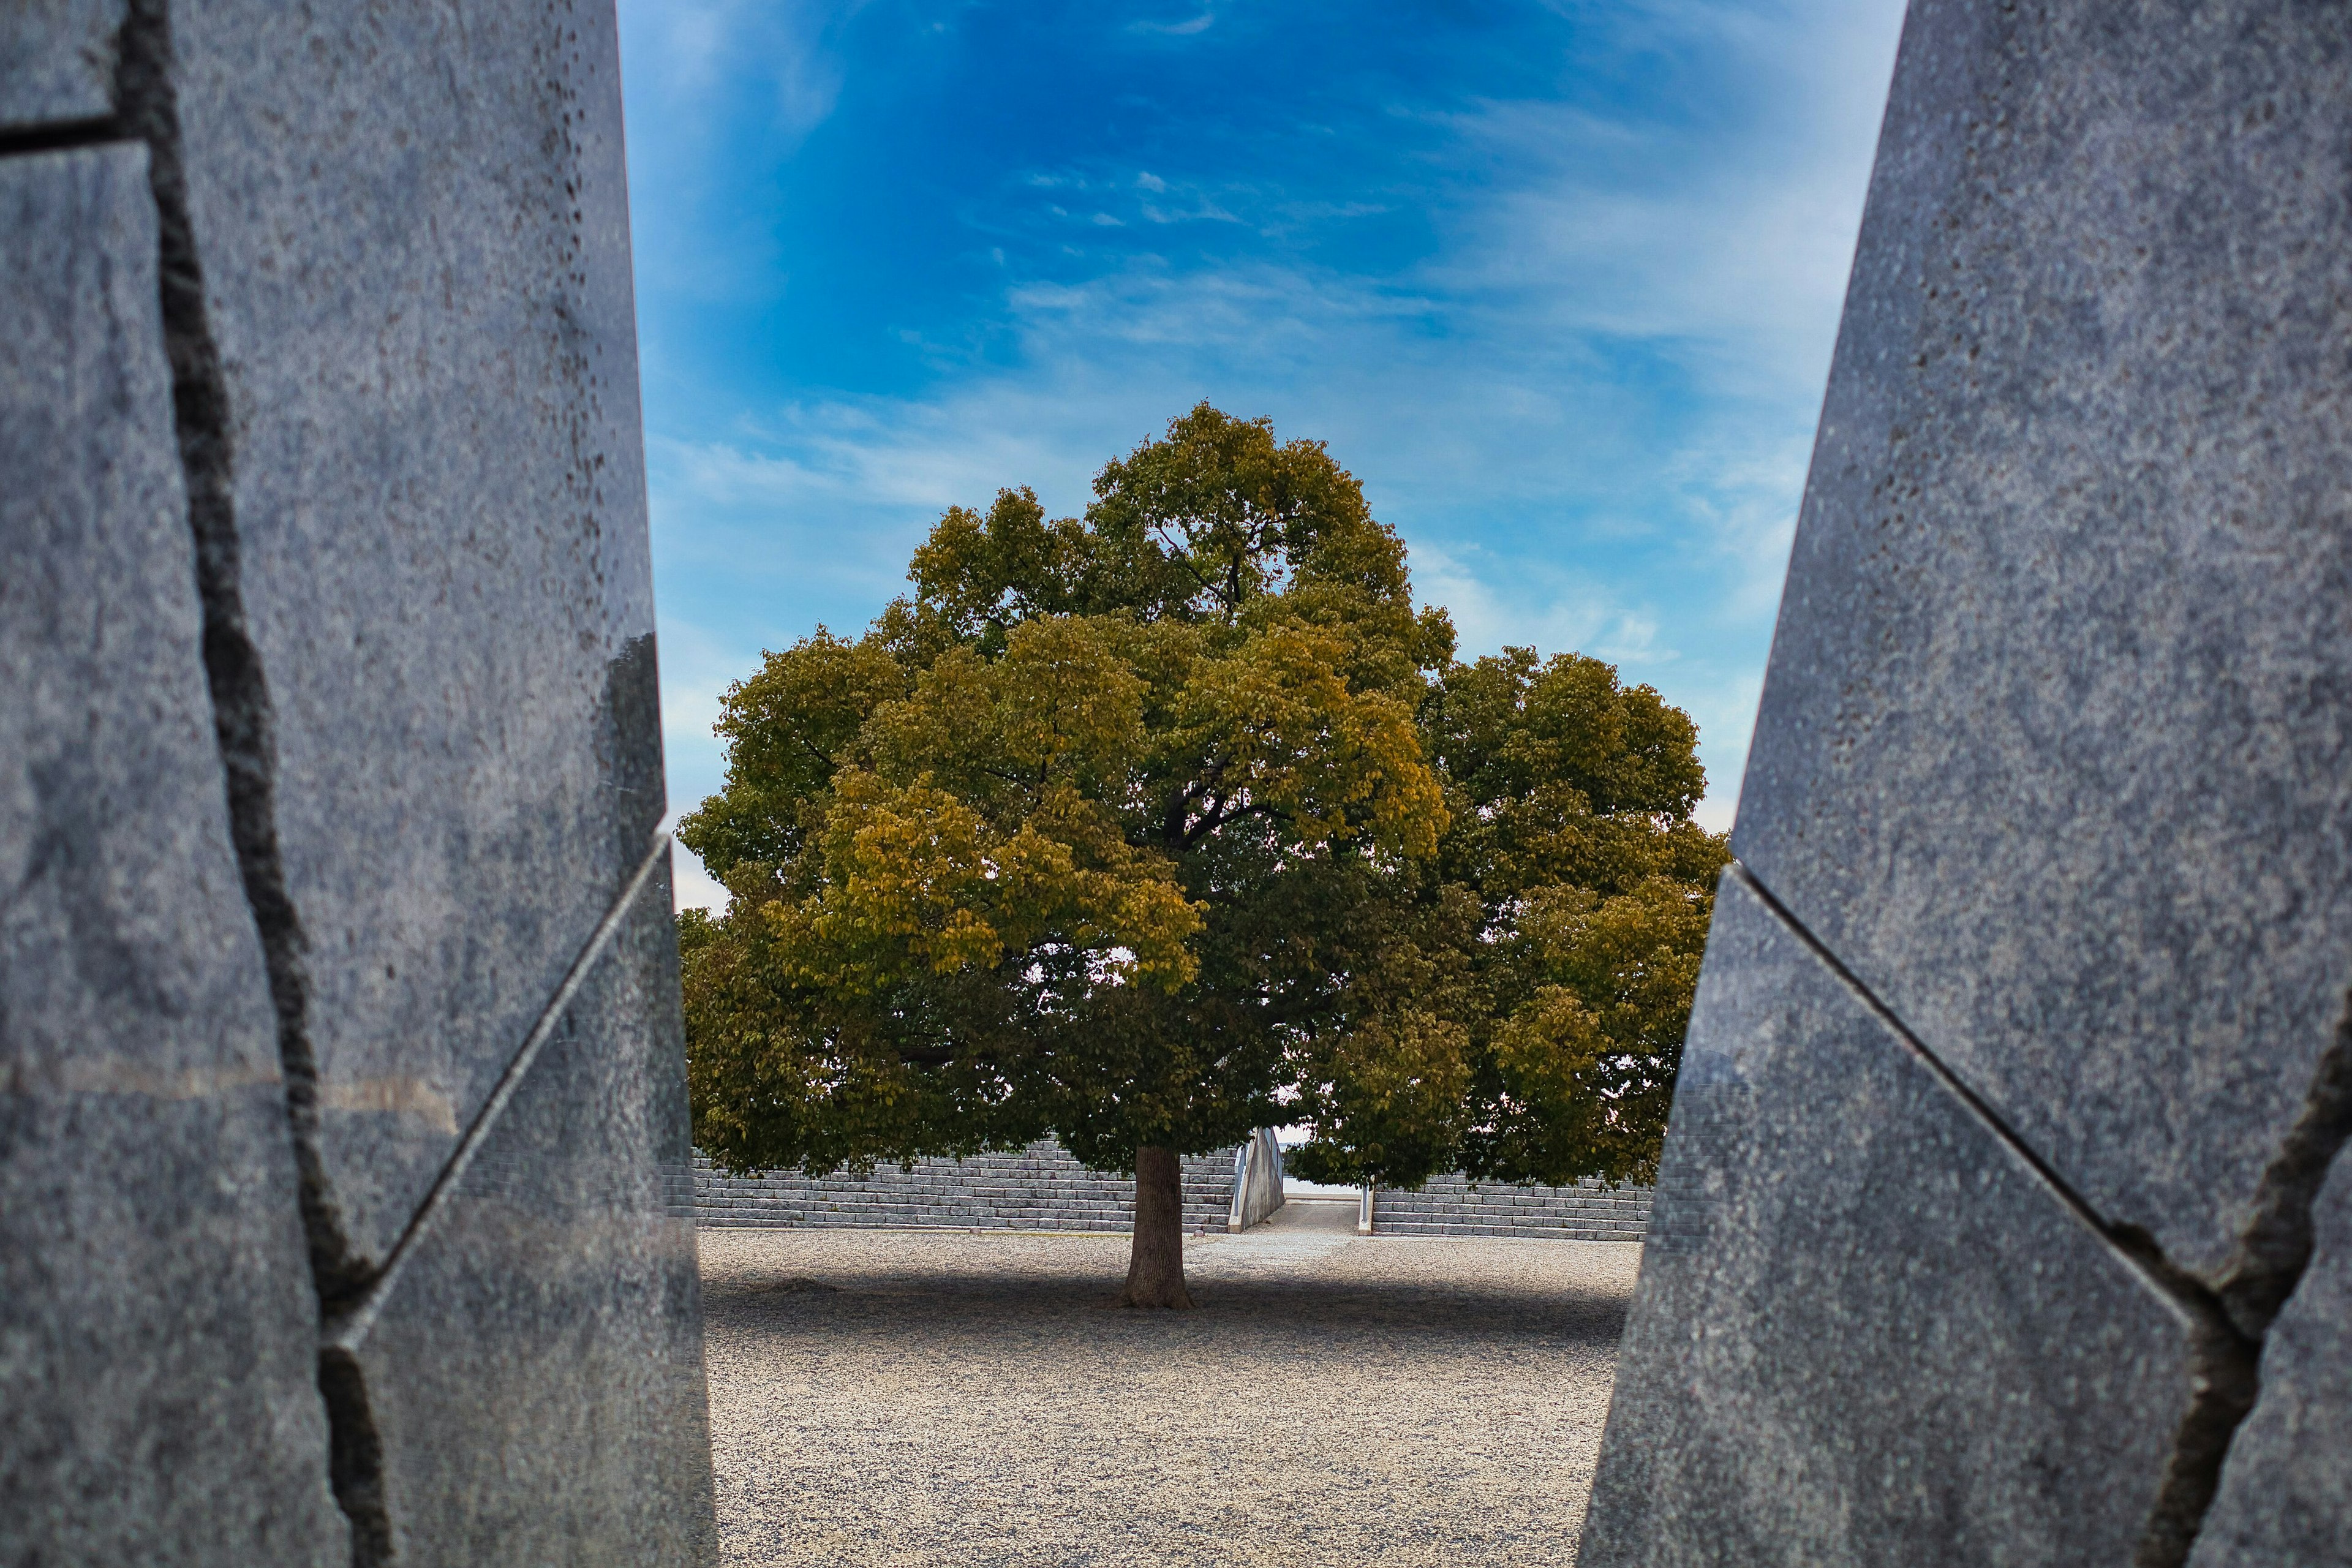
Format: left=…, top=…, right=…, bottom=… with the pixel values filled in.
left=1425, top=11, right=1897, bottom=409
left=617, top=0, right=862, bottom=307
left=625, top=0, right=1909, bottom=905
left=627, top=0, right=854, bottom=144
left=1129, top=10, right=1216, bottom=37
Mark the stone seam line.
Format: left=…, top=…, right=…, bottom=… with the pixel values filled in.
left=306, top=830, right=666, bottom=1561
left=320, top=832, right=673, bottom=1355
left=1733, top=862, right=2352, bottom=1567
left=0, top=116, right=131, bottom=158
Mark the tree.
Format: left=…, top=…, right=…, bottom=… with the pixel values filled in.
left=677, top=404, right=1725, bottom=1306
left=1283, top=647, right=1730, bottom=1191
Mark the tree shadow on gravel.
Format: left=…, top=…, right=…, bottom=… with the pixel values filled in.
left=699, top=1253, right=1635, bottom=1354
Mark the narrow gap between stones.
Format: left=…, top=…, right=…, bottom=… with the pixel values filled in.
left=2127, top=991, right=2352, bottom=1566
left=316, top=1350, right=396, bottom=1568
left=2212, top=994, right=2352, bottom=1340
left=0, top=116, right=132, bottom=158
left=112, top=5, right=389, bottom=1560
left=1732, top=864, right=2347, bottom=1568
left=2106, top=1225, right=2257, bottom=1568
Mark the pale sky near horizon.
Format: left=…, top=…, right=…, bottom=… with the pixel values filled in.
left=613, top=0, right=1910, bottom=912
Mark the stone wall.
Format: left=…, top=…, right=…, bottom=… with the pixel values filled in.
left=1584, top=4, right=2352, bottom=1565
left=695, top=1142, right=1248, bottom=1234
left=1369, top=1175, right=1651, bottom=1241
left=693, top=1142, right=1655, bottom=1243
left=1, top=4, right=712, bottom=1565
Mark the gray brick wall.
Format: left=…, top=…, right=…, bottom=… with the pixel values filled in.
left=1371, top=1175, right=1652, bottom=1241
left=694, top=1141, right=1241, bottom=1234
left=693, top=1142, right=1654, bottom=1242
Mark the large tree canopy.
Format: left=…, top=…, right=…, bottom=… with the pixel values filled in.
left=677, top=405, right=1726, bottom=1304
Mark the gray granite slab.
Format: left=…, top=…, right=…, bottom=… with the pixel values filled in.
left=1581, top=872, right=2197, bottom=1568
left=0, top=0, right=122, bottom=127
left=160, top=0, right=665, bottom=1274
left=2188, top=1153, right=2352, bottom=1567
left=342, top=860, right=715, bottom=1567
left=0, top=144, right=344, bottom=1567
left=1732, top=0, right=2352, bottom=1284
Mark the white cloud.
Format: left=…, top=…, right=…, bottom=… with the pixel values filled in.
left=617, top=1, right=865, bottom=306
left=626, top=0, right=856, bottom=146
left=671, top=840, right=732, bottom=914
left=637, top=0, right=1907, bottom=833
left=650, top=611, right=739, bottom=878
left=1130, top=10, right=1216, bottom=37
left=1427, top=0, right=1901, bottom=403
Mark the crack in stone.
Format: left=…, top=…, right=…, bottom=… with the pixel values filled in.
left=1731, top=864, right=2340, bottom=1568
left=2214, top=996, right=2352, bottom=1341
left=316, top=1349, right=396, bottom=1568
left=2129, top=993, right=2352, bottom=1567
left=2114, top=1230, right=2258, bottom=1568
left=110, top=5, right=385, bottom=1560
left=112, top=0, right=369, bottom=1313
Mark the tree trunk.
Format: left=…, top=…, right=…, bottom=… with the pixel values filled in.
left=1117, top=1145, right=1194, bottom=1308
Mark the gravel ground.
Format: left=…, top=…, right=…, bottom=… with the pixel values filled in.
left=698, top=1199, right=1642, bottom=1567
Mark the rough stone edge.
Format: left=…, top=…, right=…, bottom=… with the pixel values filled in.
left=1725, top=865, right=2328, bottom=1568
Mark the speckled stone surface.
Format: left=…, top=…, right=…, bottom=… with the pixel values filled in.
left=1582, top=875, right=2198, bottom=1568
left=6, top=4, right=710, bottom=1561
left=1732, top=0, right=2352, bottom=1286
left=350, top=862, right=715, bottom=1568
left=2189, top=1157, right=2352, bottom=1567
left=0, top=0, right=121, bottom=126
left=166, top=0, right=666, bottom=1276
left=1623, top=2, right=2352, bottom=1552
left=0, top=144, right=344, bottom=1567
left=699, top=1207, right=1638, bottom=1567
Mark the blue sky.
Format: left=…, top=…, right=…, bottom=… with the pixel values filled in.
left=614, top=0, right=1907, bottom=911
